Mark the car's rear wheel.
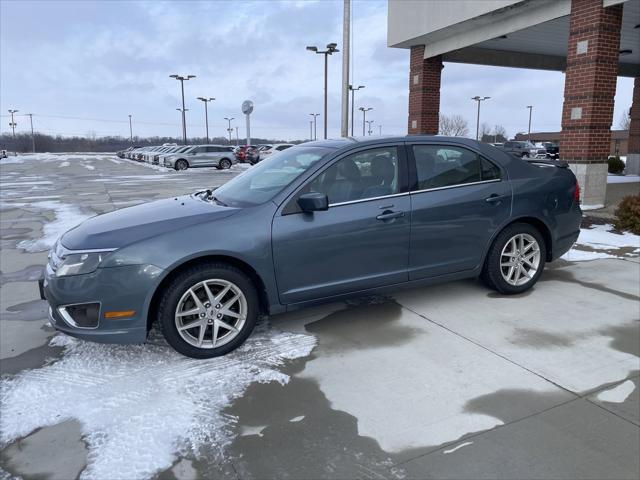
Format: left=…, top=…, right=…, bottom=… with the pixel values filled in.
left=158, top=263, right=259, bottom=358
left=481, top=223, right=546, bottom=294
left=175, top=159, right=188, bottom=171
left=219, top=158, right=232, bottom=169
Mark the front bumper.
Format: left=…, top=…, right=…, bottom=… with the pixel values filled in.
left=40, top=263, right=164, bottom=344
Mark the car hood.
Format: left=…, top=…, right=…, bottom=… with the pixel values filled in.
left=61, top=194, right=239, bottom=250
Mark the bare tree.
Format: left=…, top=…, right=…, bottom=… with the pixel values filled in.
left=618, top=109, right=631, bottom=130
left=439, top=113, right=469, bottom=137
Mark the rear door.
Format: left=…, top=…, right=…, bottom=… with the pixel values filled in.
left=407, top=142, right=512, bottom=279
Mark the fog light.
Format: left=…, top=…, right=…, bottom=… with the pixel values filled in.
left=58, top=303, right=100, bottom=328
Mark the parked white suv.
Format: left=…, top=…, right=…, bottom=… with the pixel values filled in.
left=260, top=143, right=294, bottom=158
left=163, top=145, right=237, bottom=170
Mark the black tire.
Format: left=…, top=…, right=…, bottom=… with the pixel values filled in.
left=481, top=223, right=546, bottom=295
left=158, top=262, right=259, bottom=359
left=175, top=159, right=188, bottom=171
left=219, top=158, right=232, bottom=169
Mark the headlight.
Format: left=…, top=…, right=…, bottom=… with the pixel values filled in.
left=52, top=248, right=113, bottom=277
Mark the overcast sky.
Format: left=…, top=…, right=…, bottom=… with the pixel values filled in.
left=0, top=0, right=634, bottom=141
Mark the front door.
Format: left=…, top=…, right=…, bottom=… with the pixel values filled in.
left=408, top=143, right=512, bottom=279
left=272, top=145, right=411, bottom=304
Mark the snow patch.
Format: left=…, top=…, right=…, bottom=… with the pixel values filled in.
left=443, top=441, right=473, bottom=454
left=289, top=415, right=305, bottom=422
left=561, top=249, right=616, bottom=262
left=59, top=161, right=70, bottom=167
left=596, top=380, right=636, bottom=403
left=0, top=327, right=316, bottom=480
left=108, top=158, right=123, bottom=164
left=581, top=204, right=605, bottom=211
left=579, top=224, right=640, bottom=250
left=239, top=425, right=267, bottom=437
left=16, top=201, right=93, bottom=252
left=607, top=175, right=640, bottom=184
left=83, top=163, right=95, bottom=170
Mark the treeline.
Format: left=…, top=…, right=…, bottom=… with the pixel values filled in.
left=0, top=133, right=299, bottom=153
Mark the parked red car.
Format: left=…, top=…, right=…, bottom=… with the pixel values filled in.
left=234, top=145, right=260, bottom=164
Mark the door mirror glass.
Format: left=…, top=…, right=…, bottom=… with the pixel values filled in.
left=298, top=192, right=328, bottom=212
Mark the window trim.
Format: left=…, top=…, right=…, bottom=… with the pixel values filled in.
left=280, top=143, right=409, bottom=215
left=406, top=142, right=504, bottom=192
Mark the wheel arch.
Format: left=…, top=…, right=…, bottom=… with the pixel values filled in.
left=146, top=254, right=269, bottom=332
left=490, top=216, right=553, bottom=262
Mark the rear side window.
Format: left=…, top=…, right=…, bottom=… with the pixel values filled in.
left=277, top=145, right=292, bottom=151
left=412, top=145, right=500, bottom=190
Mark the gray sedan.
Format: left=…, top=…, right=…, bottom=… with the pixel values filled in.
left=163, top=145, right=236, bottom=170
left=40, top=136, right=581, bottom=358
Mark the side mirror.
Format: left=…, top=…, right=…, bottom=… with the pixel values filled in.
left=298, top=192, right=328, bottom=213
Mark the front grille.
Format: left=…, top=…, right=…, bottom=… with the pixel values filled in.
left=59, top=303, right=100, bottom=328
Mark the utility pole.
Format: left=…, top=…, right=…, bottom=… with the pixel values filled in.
left=26, top=113, right=35, bottom=152
left=341, top=0, right=350, bottom=137
left=224, top=117, right=234, bottom=144
left=309, top=113, right=320, bottom=140
left=379, top=125, right=382, bottom=136
left=197, top=97, right=215, bottom=143
left=471, top=96, right=490, bottom=141
left=349, top=85, right=365, bottom=136
left=526, top=105, right=533, bottom=141
left=309, top=120, right=313, bottom=141
left=170, top=74, right=196, bottom=145
left=307, top=43, right=339, bottom=139
left=8, top=110, right=18, bottom=151
left=128, top=114, right=133, bottom=144
left=358, top=107, right=372, bottom=137
left=235, top=127, right=239, bottom=146
left=366, top=120, right=374, bottom=136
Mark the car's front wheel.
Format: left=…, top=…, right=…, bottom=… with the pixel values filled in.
left=481, top=223, right=546, bottom=294
left=175, top=159, right=188, bottom=171
left=158, top=263, right=259, bottom=358
left=219, top=158, right=232, bottom=169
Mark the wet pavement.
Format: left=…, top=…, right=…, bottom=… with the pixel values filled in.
left=1, top=154, right=639, bottom=479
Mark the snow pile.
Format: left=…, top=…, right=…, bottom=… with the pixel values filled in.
left=607, top=175, right=640, bottom=184
left=0, top=327, right=316, bottom=480
left=562, top=224, right=640, bottom=262
left=17, top=201, right=93, bottom=252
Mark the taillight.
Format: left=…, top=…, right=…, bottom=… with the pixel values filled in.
left=573, top=181, right=580, bottom=203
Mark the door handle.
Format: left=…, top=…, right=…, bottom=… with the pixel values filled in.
left=485, top=194, right=506, bottom=204
left=376, top=210, right=404, bottom=221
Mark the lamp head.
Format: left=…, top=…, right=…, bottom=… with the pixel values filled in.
left=306, top=46, right=318, bottom=52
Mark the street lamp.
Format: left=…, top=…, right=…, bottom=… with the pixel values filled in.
left=224, top=117, right=234, bottom=144
left=348, top=85, right=365, bottom=136
left=309, top=120, right=313, bottom=141
left=8, top=109, right=18, bottom=141
left=358, top=107, right=372, bottom=137
left=197, top=97, right=215, bottom=143
left=309, top=113, right=320, bottom=140
left=170, top=74, right=196, bottom=145
left=306, top=42, right=339, bottom=139
left=471, top=96, right=490, bottom=141
left=128, top=114, right=133, bottom=144
left=526, top=105, right=533, bottom=141
left=366, top=120, right=374, bottom=136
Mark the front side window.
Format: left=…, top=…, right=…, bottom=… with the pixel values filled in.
left=412, top=145, right=500, bottom=190
left=305, top=147, right=399, bottom=204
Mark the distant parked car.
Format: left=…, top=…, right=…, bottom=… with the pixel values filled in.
left=501, top=141, right=546, bottom=159
left=1, top=149, right=7, bottom=159
left=542, top=142, right=560, bottom=159
left=260, top=144, right=294, bottom=158
left=164, top=145, right=236, bottom=170
left=235, top=145, right=261, bottom=164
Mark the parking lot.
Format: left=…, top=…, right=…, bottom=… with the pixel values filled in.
left=1, top=154, right=639, bottom=480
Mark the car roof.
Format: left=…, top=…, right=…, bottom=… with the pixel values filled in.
left=299, top=135, right=487, bottom=150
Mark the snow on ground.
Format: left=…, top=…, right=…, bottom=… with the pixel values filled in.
left=596, top=380, right=636, bottom=404
left=607, top=174, right=640, bottom=184
left=0, top=326, right=316, bottom=480
left=16, top=201, right=93, bottom=252
left=562, top=223, right=640, bottom=262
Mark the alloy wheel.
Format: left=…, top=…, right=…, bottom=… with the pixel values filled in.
left=500, top=233, right=541, bottom=286
left=220, top=159, right=232, bottom=169
left=174, top=279, right=247, bottom=349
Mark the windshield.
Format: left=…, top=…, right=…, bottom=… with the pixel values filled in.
left=213, top=146, right=331, bottom=207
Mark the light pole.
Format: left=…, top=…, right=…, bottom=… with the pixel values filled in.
left=235, top=127, right=239, bottom=146
left=309, top=113, right=320, bottom=140
left=8, top=109, right=18, bottom=148
left=224, top=117, right=234, bottom=144
left=471, top=96, right=490, bottom=141
left=348, top=85, right=365, bottom=137
left=379, top=125, right=382, bottom=136
left=128, top=114, right=133, bottom=144
left=366, top=120, right=374, bottom=136
left=170, top=74, right=196, bottom=145
left=306, top=43, right=339, bottom=139
left=27, top=113, right=35, bottom=152
left=176, top=108, right=189, bottom=142
left=358, top=107, right=372, bottom=137
left=526, top=105, right=533, bottom=141
left=197, top=97, right=215, bottom=144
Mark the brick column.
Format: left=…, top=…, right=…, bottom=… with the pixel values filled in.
left=408, top=46, right=442, bottom=135
left=560, top=0, right=622, bottom=207
left=626, top=77, right=640, bottom=175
